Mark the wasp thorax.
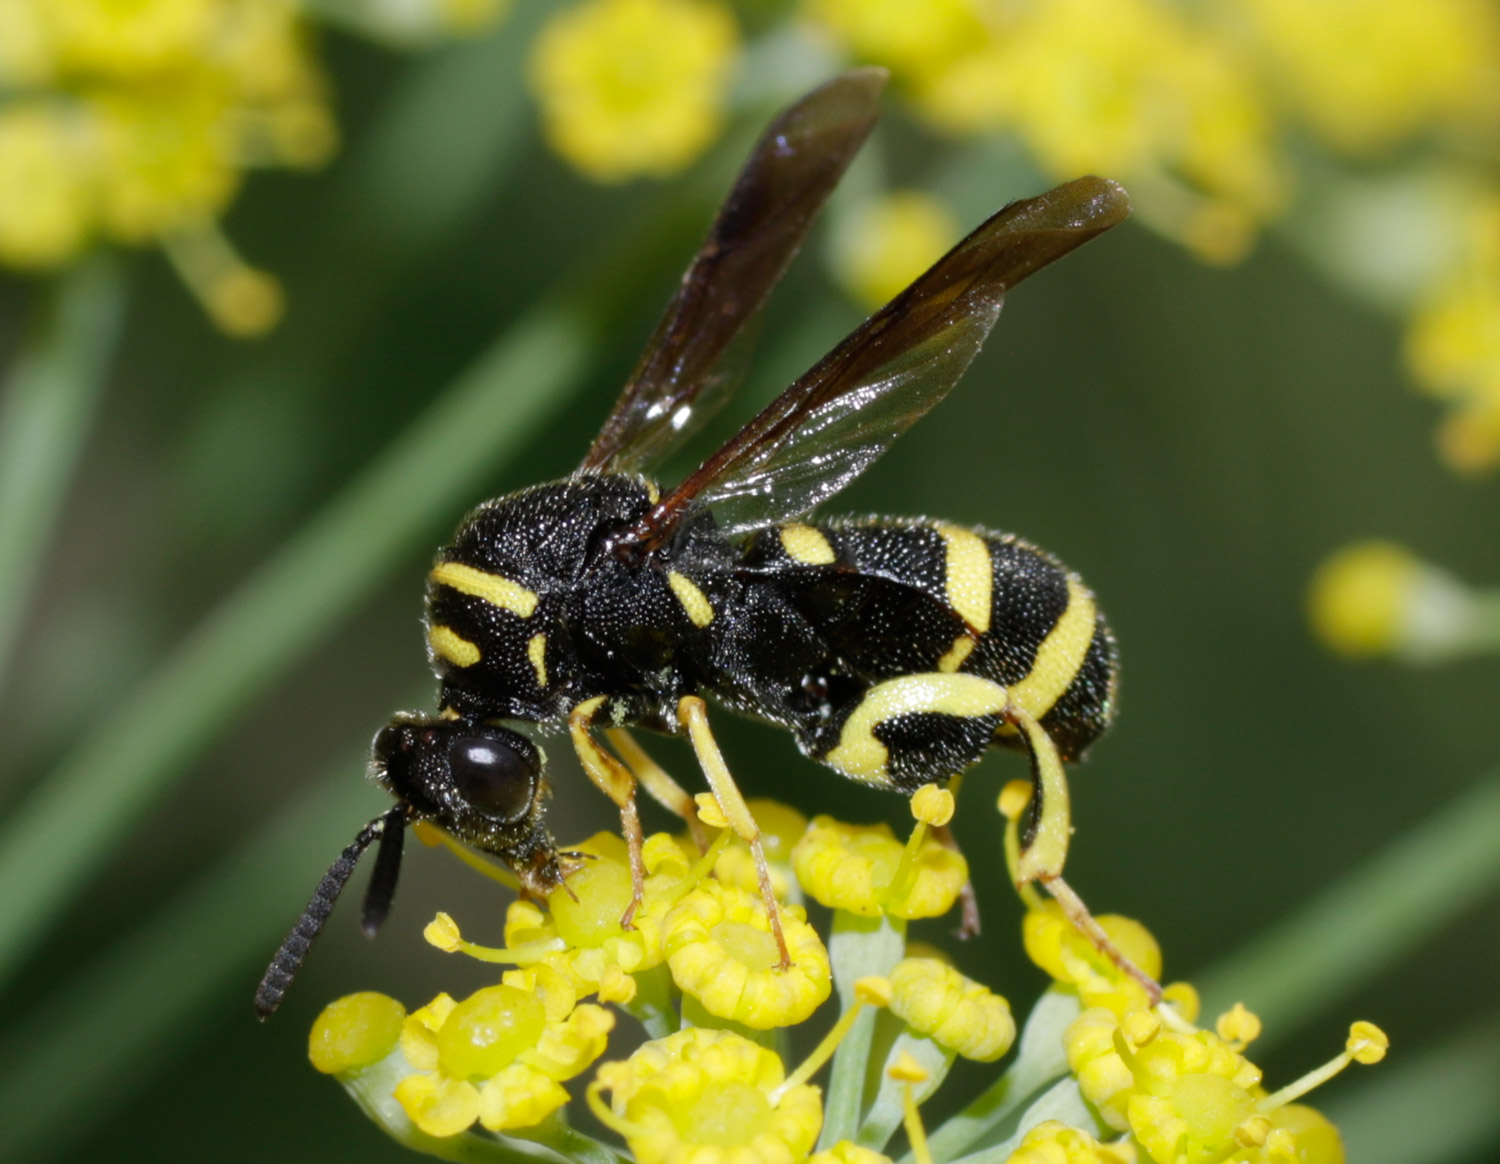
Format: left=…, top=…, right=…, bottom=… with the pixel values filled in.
left=423, top=475, right=662, bottom=722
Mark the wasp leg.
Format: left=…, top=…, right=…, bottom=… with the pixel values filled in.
left=1004, top=705, right=1161, bottom=1005
left=569, top=697, right=648, bottom=930
left=931, top=773, right=980, bottom=938
left=604, top=727, right=711, bottom=851
left=677, top=694, right=792, bottom=969
left=934, top=824, right=980, bottom=938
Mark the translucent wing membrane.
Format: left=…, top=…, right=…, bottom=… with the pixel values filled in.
left=578, top=68, right=887, bottom=475
left=629, top=176, right=1132, bottom=547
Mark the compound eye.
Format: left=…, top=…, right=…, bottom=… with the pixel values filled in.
left=449, top=735, right=537, bottom=822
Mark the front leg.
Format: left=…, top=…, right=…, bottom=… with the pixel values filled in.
left=568, top=696, right=648, bottom=929
left=678, top=694, right=792, bottom=969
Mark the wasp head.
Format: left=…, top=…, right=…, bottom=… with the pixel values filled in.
left=371, top=713, right=564, bottom=895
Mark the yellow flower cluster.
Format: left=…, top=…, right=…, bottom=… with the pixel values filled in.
left=1236, top=0, right=1500, bottom=155
left=0, top=0, right=336, bottom=333
left=309, top=794, right=1384, bottom=1164
left=592, top=1027, right=823, bottom=1164
left=808, top=0, right=1285, bottom=264
left=1018, top=899, right=1386, bottom=1164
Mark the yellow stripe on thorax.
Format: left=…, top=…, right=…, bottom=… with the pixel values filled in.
left=668, top=571, right=714, bottom=627
left=430, top=561, right=538, bottom=618
left=825, top=673, right=1009, bottom=784
left=780, top=523, right=836, bottom=565
left=527, top=633, right=548, bottom=687
left=429, top=625, right=480, bottom=667
left=938, top=524, right=991, bottom=633
left=1008, top=577, right=1096, bottom=720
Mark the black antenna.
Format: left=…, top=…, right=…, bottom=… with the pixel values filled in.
left=361, top=808, right=406, bottom=937
left=255, top=806, right=406, bottom=1020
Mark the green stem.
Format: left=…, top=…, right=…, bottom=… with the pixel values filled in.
left=1196, top=767, right=1500, bottom=1045
left=0, top=256, right=124, bottom=698
left=518, top=1113, right=627, bottom=1164
left=947, top=1078, right=1096, bottom=1164
left=819, top=911, right=907, bottom=1150
left=916, top=990, right=1078, bottom=1163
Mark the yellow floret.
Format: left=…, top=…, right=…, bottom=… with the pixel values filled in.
left=477, top=1062, right=570, bottom=1132
left=1003, top=1120, right=1123, bottom=1164
left=503, top=831, right=684, bottom=997
left=528, top=0, right=739, bottom=182
left=887, top=957, right=1016, bottom=1062
left=308, top=992, right=406, bottom=1075
left=689, top=799, right=807, bottom=900
left=662, top=879, right=831, bottom=1029
left=792, top=815, right=967, bottom=919
left=1022, top=901, right=1163, bottom=1016
left=594, top=1027, right=823, bottom=1164
left=393, top=1072, right=482, bottom=1138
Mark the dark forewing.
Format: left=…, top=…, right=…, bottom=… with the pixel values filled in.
left=626, top=176, right=1132, bottom=546
left=578, top=69, right=888, bottom=475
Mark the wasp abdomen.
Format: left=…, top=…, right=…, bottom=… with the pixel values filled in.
left=743, top=517, right=1117, bottom=792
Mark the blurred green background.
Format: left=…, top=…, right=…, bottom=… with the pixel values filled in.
left=2, top=3, right=1499, bottom=1163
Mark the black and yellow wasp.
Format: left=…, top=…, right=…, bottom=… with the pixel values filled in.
left=257, top=69, right=1131, bottom=1017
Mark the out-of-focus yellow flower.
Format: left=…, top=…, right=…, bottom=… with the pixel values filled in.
left=1308, top=541, right=1490, bottom=662
left=529, top=0, right=739, bottom=183
left=662, top=878, right=831, bottom=1029
left=1023, top=901, right=1163, bottom=1017
left=813, top=0, right=1284, bottom=264
left=0, top=0, right=337, bottom=333
left=390, top=965, right=615, bottom=1137
left=801, top=0, right=985, bottom=82
left=1308, top=542, right=1423, bottom=657
left=1405, top=199, right=1500, bottom=473
left=792, top=814, right=967, bottom=920
left=830, top=190, right=957, bottom=310
left=886, top=956, right=1015, bottom=1062
left=1238, top=0, right=1500, bottom=154
left=591, top=1027, right=823, bottom=1164
left=0, top=102, right=92, bottom=267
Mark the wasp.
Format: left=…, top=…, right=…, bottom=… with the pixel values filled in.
left=256, top=69, right=1133, bottom=1018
